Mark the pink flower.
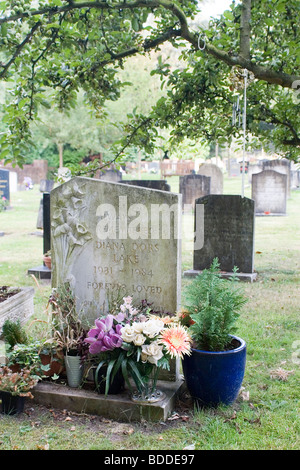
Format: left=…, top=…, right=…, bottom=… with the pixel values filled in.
left=85, top=315, right=123, bottom=354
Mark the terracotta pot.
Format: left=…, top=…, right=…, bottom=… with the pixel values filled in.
left=9, top=364, right=21, bottom=373
left=40, top=353, right=64, bottom=377
left=43, top=256, right=51, bottom=269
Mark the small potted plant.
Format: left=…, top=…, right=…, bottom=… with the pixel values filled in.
left=0, top=365, right=40, bottom=414
left=48, top=283, right=88, bottom=388
left=179, top=258, right=248, bottom=407
left=43, top=250, right=51, bottom=269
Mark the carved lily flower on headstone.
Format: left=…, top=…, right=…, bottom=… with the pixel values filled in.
left=51, top=180, right=92, bottom=279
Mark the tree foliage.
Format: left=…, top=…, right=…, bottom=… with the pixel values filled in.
left=0, top=0, right=299, bottom=169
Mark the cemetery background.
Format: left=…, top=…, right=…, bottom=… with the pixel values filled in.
left=0, top=171, right=299, bottom=450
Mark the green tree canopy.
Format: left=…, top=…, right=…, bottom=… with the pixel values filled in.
left=0, top=0, right=299, bottom=169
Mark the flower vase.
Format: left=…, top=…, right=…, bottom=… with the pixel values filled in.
left=94, top=365, right=125, bottom=395
left=64, top=354, right=83, bottom=388
left=130, top=366, right=166, bottom=404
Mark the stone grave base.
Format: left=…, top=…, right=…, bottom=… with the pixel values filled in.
left=27, top=265, right=51, bottom=280
left=32, top=379, right=185, bottom=422
left=183, top=269, right=257, bottom=283
left=0, top=286, right=35, bottom=334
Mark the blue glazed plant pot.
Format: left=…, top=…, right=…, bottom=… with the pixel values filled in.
left=182, top=335, right=246, bottom=407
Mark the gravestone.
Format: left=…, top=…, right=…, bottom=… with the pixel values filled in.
left=37, top=180, right=54, bottom=229
left=197, top=163, right=223, bottom=194
left=40, top=179, right=54, bottom=193
left=184, top=195, right=256, bottom=282
left=28, top=193, right=51, bottom=279
left=262, top=159, right=291, bottom=196
left=291, top=170, right=300, bottom=189
left=43, top=193, right=51, bottom=255
left=37, top=200, right=44, bottom=229
left=229, top=160, right=240, bottom=177
left=51, top=177, right=181, bottom=326
left=148, top=161, right=160, bottom=173
left=252, top=170, right=287, bottom=215
left=179, top=174, right=211, bottom=208
left=98, top=169, right=122, bottom=183
left=0, top=169, right=10, bottom=202
left=9, top=171, right=18, bottom=193
left=121, top=180, right=170, bottom=192
left=247, top=164, right=262, bottom=183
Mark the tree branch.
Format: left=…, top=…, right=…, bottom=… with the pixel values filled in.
left=74, top=116, right=152, bottom=177
left=0, top=0, right=299, bottom=89
left=0, top=21, right=41, bottom=78
left=88, top=27, right=181, bottom=73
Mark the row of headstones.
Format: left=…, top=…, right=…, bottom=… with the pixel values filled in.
left=33, top=160, right=294, bottom=285
left=96, top=162, right=296, bottom=215
left=48, top=178, right=259, bottom=330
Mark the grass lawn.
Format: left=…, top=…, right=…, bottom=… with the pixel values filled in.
left=0, top=174, right=299, bottom=450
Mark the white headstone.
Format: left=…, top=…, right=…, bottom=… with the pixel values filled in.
left=51, top=177, right=182, bottom=325
left=252, top=170, right=287, bottom=215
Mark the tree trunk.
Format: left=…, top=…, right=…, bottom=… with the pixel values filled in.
left=58, top=143, right=64, bottom=168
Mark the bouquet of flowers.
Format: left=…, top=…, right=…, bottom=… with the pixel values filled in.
left=85, top=296, right=192, bottom=400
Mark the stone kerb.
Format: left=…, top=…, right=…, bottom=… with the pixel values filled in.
left=0, top=287, right=35, bottom=336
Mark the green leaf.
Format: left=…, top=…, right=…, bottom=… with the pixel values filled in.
left=121, top=359, right=133, bottom=392
left=131, top=18, right=139, bottom=32
left=105, top=359, right=116, bottom=396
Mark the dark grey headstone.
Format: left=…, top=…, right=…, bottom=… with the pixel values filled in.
left=252, top=170, right=287, bottom=215
left=43, top=192, right=51, bottom=255
left=193, top=195, right=255, bottom=274
left=0, top=169, right=10, bottom=202
left=121, top=180, right=171, bottom=191
left=28, top=192, right=51, bottom=279
left=179, top=175, right=210, bottom=208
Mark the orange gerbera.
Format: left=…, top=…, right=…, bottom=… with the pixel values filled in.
left=160, top=325, right=192, bottom=358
